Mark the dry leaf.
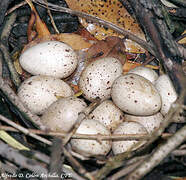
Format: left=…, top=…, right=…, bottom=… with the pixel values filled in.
left=25, top=0, right=51, bottom=41
left=86, top=36, right=126, bottom=65
left=52, top=33, right=93, bottom=50
left=76, top=27, right=99, bottom=41
left=66, top=0, right=146, bottom=53
left=123, top=60, right=159, bottom=73
left=23, top=33, right=93, bottom=52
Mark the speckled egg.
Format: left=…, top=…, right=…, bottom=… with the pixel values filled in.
left=41, top=97, right=87, bottom=132
left=79, top=57, right=123, bottom=101
left=111, top=74, right=162, bottom=116
left=124, top=112, right=164, bottom=133
left=70, top=119, right=111, bottom=156
left=112, top=121, right=148, bottom=155
left=89, top=100, right=124, bottom=132
left=155, top=74, right=177, bottom=116
left=19, top=41, right=78, bottom=78
left=128, top=66, right=159, bottom=83
left=17, top=75, right=74, bottom=114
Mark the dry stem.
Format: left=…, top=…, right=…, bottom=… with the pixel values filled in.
left=0, top=12, right=21, bottom=88
left=43, top=0, right=59, bottom=34
left=0, top=118, right=152, bottom=141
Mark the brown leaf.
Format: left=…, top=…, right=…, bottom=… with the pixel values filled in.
left=123, top=60, right=159, bottom=74
left=22, top=33, right=93, bottom=52
left=86, top=36, right=126, bottom=65
left=66, top=0, right=146, bottom=53
left=25, top=0, right=50, bottom=41
left=52, top=33, right=93, bottom=50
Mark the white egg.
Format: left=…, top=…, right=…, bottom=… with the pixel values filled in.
left=17, top=75, right=74, bottom=114
left=70, top=119, right=111, bottom=156
left=19, top=41, right=78, bottom=78
left=155, top=74, right=177, bottom=116
left=41, top=97, right=87, bottom=132
left=89, top=100, right=124, bottom=132
left=128, top=66, right=158, bottom=83
left=111, top=74, right=162, bottom=116
left=79, top=57, right=123, bottom=101
left=112, top=121, right=148, bottom=155
left=124, top=112, right=163, bottom=133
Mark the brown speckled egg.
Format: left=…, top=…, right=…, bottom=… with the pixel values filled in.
left=41, top=97, right=87, bottom=132
left=89, top=100, right=124, bottom=132
left=19, top=41, right=78, bottom=78
left=124, top=112, right=163, bottom=134
left=111, top=74, right=162, bottom=116
left=79, top=57, right=123, bottom=101
left=112, top=121, right=148, bottom=155
left=17, top=75, right=74, bottom=114
left=70, top=119, right=111, bottom=156
left=155, top=74, right=177, bottom=116
left=128, top=66, right=159, bottom=84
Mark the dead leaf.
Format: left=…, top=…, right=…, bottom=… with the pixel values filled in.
left=86, top=36, right=126, bottom=65
left=22, top=33, right=93, bottom=52
left=123, top=60, right=159, bottom=73
left=52, top=33, right=93, bottom=50
left=25, top=0, right=51, bottom=41
left=66, top=0, right=146, bottom=53
left=76, top=27, right=99, bottom=41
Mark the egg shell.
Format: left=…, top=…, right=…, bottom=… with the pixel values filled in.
left=70, top=119, right=111, bottom=156
left=124, top=112, right=163, bottom=133
left=19, top=41, right=78, bottom=78
left=79, top=57, right=123, bottom=101
left=112, top=121, right=148, bottom=155
left=155, top=74, right=177, bottom=116
left=17, top=75, right=74, bottom=114
left=89, top=100, right=124, bottom=132
left=128, top=66, right=158, bottom=83
left=111, top=74, right=162, bottom=116
left=41, top=97, right=87, bottom=132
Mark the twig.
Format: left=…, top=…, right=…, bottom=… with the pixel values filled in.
left=0, top=12, right=21, bottom=88
left=0, top=77, right=46, bottom=130
left=0, top=114, right=51, bottom=145
left=0, top=43, right=21, bottom=88
left=5, top=1, right=27, bottom=16
left=0, top=161, right=18, bottom=175
left=0, top=124, right=152, bottom=141
left=172, top=149, right=186, bottom=156
left=62, top=164, right=86, bottom=180
left=1, top=12, right=16, bottom=44
left=108, top=156, right=148, bottom=180
left=49, top=138, right=63, bottom=180
left=63, top=148, right=95, bottom=180
left=0, top=142, right=48, bottom=176
left=44, top=0, right=59, bottom=34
